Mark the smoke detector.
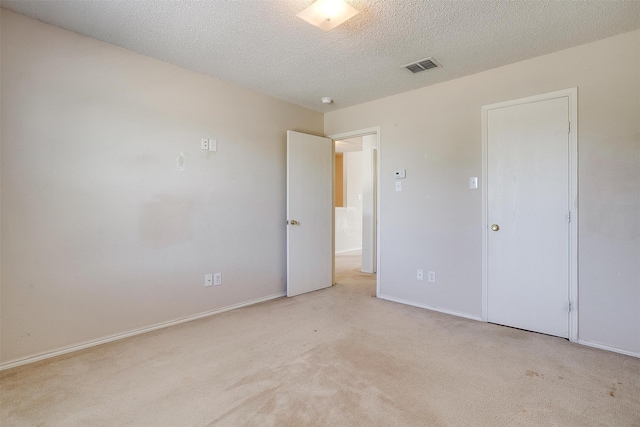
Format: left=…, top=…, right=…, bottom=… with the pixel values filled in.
left=403, top=57, right=442, bottom=73
left=321, top=97, right=333, bottom=104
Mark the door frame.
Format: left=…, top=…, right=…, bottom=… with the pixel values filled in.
left=328, top=127, right=381, bottom=297
left=481, top=88, right=578, bottom=342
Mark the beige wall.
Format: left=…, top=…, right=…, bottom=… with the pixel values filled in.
left=326, top=30, right=640, bottom=355
left=1, top=8, right=638, bottom=365
left=0, top=10, right=323, bottom=364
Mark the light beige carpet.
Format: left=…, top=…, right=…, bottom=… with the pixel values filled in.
left=1, top=250, right=639, bottom=426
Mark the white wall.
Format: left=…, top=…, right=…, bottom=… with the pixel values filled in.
left=0, top=10, right=323, bottom=365
left=335, top=151, right=362, bottom=253
left=325, top=30, right=640, bottom=355
left=361, top=135, right=377, bottom=273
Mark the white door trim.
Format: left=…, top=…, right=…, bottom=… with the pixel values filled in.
left=328, top=127, right=381, bottom=298
left=481, top=88, right=578, bottom=342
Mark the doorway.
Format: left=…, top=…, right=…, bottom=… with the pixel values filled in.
left=481, top=89, right=578, bottom=341
left=330, top=128, right=380, bottom=296
left=334, top=137, right=363, bottom=257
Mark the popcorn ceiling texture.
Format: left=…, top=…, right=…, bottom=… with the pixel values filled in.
left=1, top=0, right=639, bottom=112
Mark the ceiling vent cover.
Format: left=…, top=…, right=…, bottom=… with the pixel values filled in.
left=404, top=57, right=441, bottom=73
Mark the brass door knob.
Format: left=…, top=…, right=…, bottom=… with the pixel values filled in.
left=491, top=224, right=500, bottom=231
left=289, top=220, right=299, bottom=226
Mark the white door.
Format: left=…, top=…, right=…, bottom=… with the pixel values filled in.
left=487, top=97, right=570, bottom=338
left=287, top=130, right=333, bottom=297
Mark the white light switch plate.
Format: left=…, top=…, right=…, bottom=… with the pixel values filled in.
left=469, top=177, right=478, bottom=190
left=208, top=139, right=217, bottom=152
left=395, top=181, right=402, bottom=192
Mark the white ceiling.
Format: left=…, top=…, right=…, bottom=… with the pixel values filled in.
left=2, top=1, right=639, bottom=112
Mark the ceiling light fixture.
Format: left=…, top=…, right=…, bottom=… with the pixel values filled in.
left=321, top=97, right=333, bottom=104
left=297, top=0, right=360, bottom=32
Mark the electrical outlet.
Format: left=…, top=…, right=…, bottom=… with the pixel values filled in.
left=213, top=273, right=222, bottom=286
left=205, top=274, right=213, bottom=287
left=417, top=269, right=424, bottom=280
left=428, top=271, right=436, bottom=283
left=201, top=138, right=209, bottom=150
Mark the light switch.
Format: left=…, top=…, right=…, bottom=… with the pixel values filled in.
left=469, top=177, right=478, bottom=190
left=208, top=139, right=217, bottom=152
left=395, top=181, right=402, bottom=192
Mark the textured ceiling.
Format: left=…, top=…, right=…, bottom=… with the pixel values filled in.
left=2, top=0, right=639, bottom=112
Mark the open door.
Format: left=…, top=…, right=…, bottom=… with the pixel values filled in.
left=286, top=131, right=333, bottom=297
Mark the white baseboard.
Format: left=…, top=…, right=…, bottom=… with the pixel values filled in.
left=335, top=247, right=362, bottom=254
left=5, top=292, right=635, bottom=371
left=378, top=296, right=640, bottom=358
left=378, top=294, right=483, bottom=322
left=0, top=292, right=286, bottom=371
left=577, top=339, right=640, bottom=359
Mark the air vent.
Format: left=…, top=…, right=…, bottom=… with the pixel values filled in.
left=404, top=57, right=441, bottom=73
left=405, top=63, right=424, bottom=74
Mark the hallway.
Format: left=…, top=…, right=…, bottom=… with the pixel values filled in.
left=335, top=250, right=374, bottom=289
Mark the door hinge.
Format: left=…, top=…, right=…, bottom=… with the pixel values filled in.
left=567, top=211, right=571, bottom=223
left=568, top=121, right=571, bottom=133
left=568, top=301, right=573, bottom=312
